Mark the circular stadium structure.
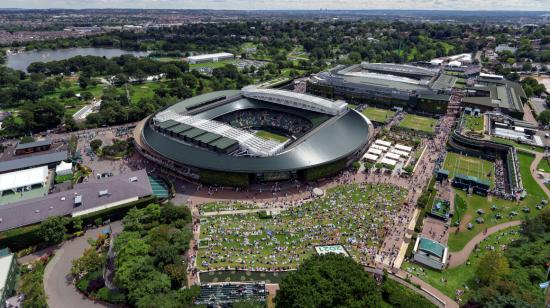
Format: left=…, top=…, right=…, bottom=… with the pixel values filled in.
left=134, top=86, right=373, bottom=186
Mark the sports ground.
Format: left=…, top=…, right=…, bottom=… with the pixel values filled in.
left=443, top=152, right=495, bottom=188
left=398, top=114, right=437, bottom=133
left=362, top=107, right=395, bottom=123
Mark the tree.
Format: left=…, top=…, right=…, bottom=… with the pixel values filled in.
left=90, top=139, right=103, bottom=152
left=39, top=216, right=68, bottom=244
left=70, top=247, right=106, bottom=276
left=275, top=254, right=381, bottom=307
left=537, top=110, right=550, bottom=125
left=475, top=251, right=510, bottom=286
left=78, top=76, right=90, bottom=89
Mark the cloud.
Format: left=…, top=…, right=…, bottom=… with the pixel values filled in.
left=0, top=0, right=549, bottom=10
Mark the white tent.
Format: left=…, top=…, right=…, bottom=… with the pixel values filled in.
left=55, top=161, right=73, bottom=176
left=395, top=144, right=413, bottom=152
left=367, top=148, right=383, bottom=155
left=0, top=166, right=48, bottom=193
left=375, top=139, right=392, bottom=147
left=370, top=144, right=388, bottom=151
left=391, top=149, right=410, bottom=157
left=364, top=153, right=378, bottom=161
left=384, top=152, right=401, bottom=160
left=380, top=158, right=397, bottom=166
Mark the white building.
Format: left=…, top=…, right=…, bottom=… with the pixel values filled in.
left=0, top=166, right=48, bottom=195
left=187, top=52, right=234, bottom=64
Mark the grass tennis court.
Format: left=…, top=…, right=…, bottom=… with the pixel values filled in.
left=255, top=130, right=288, bottom=142
left=398, top=114, right=437, bottom=133
left=362, top=107, right=395, bottom=123
left=442, top=152, right=495, bottom=188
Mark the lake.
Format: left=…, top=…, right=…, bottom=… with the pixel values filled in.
left=6, top=47, right=150, bottom=72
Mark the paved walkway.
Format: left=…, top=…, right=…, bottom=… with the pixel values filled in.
left=447, top=220, right=521, bottom=268
left=43, top=222, right=122, bottom=308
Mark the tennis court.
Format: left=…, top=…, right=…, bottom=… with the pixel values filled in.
left=443, top=152, right=495, bottom=188
left=398, top=114, right=437, bottom=133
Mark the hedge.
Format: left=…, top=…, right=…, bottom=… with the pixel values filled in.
left=0, top=224, right=42, bottom=252
left=199, top=170, right=249, bottom=187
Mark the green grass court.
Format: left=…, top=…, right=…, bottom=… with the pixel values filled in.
left=442, top=152, right=495, bottom=188
left=398, top=114, right=437, bottom=133
left=254, top=130, right=288, bottom=142
left=189, top=59, right=235, bottom=69
left=362, top=107, right=395, bottom=123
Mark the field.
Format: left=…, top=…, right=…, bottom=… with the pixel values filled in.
left=197, top=183, right=407, bottom=270
left=362, top=107, right=395, bottom=123
left=442, top=152, right=495, bottom=188
left=403, top=226, right=520, bottom=301
left=398, top=114, right=437, bottom=133
left=446, top=152, right=547, bottom=251
left=254, top=130, right=288, bottom=142
left=463, top=115, right=484, bottom=132
left=189, top=59, right=235, bottom=69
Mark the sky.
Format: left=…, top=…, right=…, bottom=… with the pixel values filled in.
left=1, top=0, right=549, bottom=11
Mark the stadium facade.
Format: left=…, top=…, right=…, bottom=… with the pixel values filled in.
left=307, top=62, right=456, bottom=114
left=135, top=87, right=373, bottom=186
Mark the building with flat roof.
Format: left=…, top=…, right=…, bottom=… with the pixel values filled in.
left=0, top=249, right=17, bottom=308
left=308, top=62, right=454, bottom=114
left=462, top=76, right=527, bottom=119
left=0, top=169, right=153, bottom=232
left=187, top=52, right=234, bottom=64
left=412, top=237, right=449, bottom=270
left=0, top=151, right=67, bottom=174
left=14, top=139, right=52, bottom=155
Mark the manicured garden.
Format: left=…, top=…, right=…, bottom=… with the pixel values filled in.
left=463, top=114, right=484, bottom=132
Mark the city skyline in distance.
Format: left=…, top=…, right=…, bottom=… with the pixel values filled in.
left=1, top=0, right=550, bottom=11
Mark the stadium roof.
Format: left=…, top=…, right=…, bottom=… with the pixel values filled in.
left=15, top=139, right=52, bottom=151
left=0, top=166, right=48, bottom=192
left=0, top=169, right=153, bottom=232
left=141, top=94, right=371, bottom=173
left=0, top=151, right=68, bottom=173
left=360, top=63, right=439, bottom=77
left=241, top=86, right=347, bottom=116
left=0, top=253, right=14, bottom=291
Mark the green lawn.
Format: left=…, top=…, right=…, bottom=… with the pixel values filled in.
left=189, top=59, right=235, bottom=69
left=127, top=82, right=164, bottom=102
left=398, top=114, right=437, bottom=133
left=491, top=137, right=544, bottom=153
left=362, top=107, right=395, bottom=123
left=463, top=115, right=484, bottom=132
left=443, top=152, right=495, bottom=188
left=254, top=130, right=288, bottom=142
left=403, top=226, right=520, bottom=301
left=536, top=157, right=550, bottom=173
left=198, top=184, right=407, bottom=270
left=150, top=57, right=181, bottom=63
left=447, top=152, right=547, bottom=251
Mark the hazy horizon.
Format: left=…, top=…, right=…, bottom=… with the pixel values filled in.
left=1, top=0, right=549, bottom=11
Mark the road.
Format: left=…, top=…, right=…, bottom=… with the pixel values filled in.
left=43, top=221, right=122, bottom=308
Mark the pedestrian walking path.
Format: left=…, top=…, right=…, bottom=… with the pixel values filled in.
left=447, top=220, right=521, bottom=268
left=43, top=222, right=122, bottom=308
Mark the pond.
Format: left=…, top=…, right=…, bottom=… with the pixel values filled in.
left=6, top=47, right=150, bottom=72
